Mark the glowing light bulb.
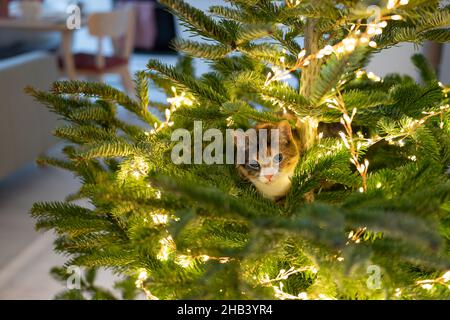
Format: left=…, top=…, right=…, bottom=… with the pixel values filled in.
left=323, top=45, right=333, bottom=55
left=442, top=270, right=450, bottom=282
left=157, top=236, right=175, bottom=261
left=298, top=292, right=308, bottom=300
left=421, top=283, right=433, bottom=290
left=152, top=213, right=169, bottom=225
left=343, top=38, right=356, bottom=52
left=175, top=255, right=193, bottom=268
left=338, top=132, right=350, bottom=149
left=298, top=49, right=306, bottom=59
left=343, top=114, right=352, bottom=125
left=132, top=171, right=141, bottom=178
left=367, top=71, right=381, bottom=82
left=138, top=270, right=148, bottom=281
left=387, top=0, right=397, bottom=9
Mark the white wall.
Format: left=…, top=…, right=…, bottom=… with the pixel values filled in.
left=440, top=44, right=450, bottom=84
left=367, top=43, right=421, bottom=79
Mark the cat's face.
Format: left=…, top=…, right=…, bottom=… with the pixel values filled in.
left=236, top=121, right=300, bottom=186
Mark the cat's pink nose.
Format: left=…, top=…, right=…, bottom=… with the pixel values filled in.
left=266, top=174, right=274, bottom=182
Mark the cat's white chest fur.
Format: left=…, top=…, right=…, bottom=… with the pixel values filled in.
left=250, top=171, right=294, bottom=200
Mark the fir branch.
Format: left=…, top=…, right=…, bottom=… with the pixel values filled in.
left=25, top=86, right=96, bottom=118
left=150, top=174, right=275, bottom=220
left=310, top=48, right=369, bottom=104
left=222, top=101, right=282, bottom=124
left=31, top=201, right=94, bottom=219
left=239, top=43, right=297, bottom=68
left=345, top=208, right=442, bottom=251
left=53, top=125, right=119, bottom=144
left=411, top=54, right=437, bottom=83
left=159, top=0, right=232, bottom=44
left=342, top=89, right=392, bottom=111
left=262, top=83, right=313, bottom=116
left=235, top=24, right=273, bottom=44
left=422, top=28, right=450, bottom=43
left=68, top=105, right=113, bottom=123
left=209, top=5, right=246, bottom=22
left=36, top=156, right=76, bottom=172
left=173, top=39, right=231, bottom=60
left=76, top=141, right=136, bottom=160
left=134, top=71, right=150, bottom=110
left=52, top=81, right=159, bottom=125
left=147, top=59, right=227, bottom=104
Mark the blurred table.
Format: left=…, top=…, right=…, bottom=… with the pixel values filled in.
left=0, top=16, right=86, bottom=79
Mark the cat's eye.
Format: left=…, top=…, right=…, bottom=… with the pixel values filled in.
left=247, top=160, right=260, bottom=170
left=273, top=153, right=283, bottom=163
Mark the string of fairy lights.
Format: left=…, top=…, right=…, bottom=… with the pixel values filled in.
left=132, top=88, right=233, bottom=299
left=416, top=271, right=450, bottom=291
left=144, top=86, right=194, bottom=137
left=265, top=0, right=409, bottom=87
left=259, top=266, right=318, bottom=286
left=327, top=95, right=370, bottom=192
left=129, top=0, right=450, bottom=299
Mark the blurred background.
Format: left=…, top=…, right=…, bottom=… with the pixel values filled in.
left=0, top=0, right=448, bottom=299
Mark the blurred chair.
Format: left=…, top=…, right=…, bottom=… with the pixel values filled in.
left=116, top=0, right=157, bottom=52
left=115, top=0, right=176, bottom=53
left=60, top=6, right=136, bottom=94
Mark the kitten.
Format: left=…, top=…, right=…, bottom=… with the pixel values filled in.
left=236, top=120, right=301, bottom=201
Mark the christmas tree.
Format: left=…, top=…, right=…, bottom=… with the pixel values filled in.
left=27, top=0, right=450, bottom=300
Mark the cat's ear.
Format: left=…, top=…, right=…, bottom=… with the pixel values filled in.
left=256, top=123, right=271, bottom=130
left=278, top=120, right=293, bottom=144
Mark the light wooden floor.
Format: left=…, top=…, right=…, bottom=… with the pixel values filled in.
left=0, top=165, right=75, bottom=299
